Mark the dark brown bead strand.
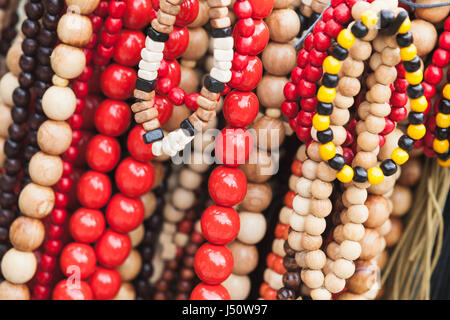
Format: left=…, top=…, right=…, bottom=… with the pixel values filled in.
left=0, top=0, right=43, bottom=264
left=0, top=9, right=18, bottom=56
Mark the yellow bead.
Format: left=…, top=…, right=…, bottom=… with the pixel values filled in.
left=391, top=147, right=409, bottom=165
left=433, top=139, right=449, bottom=154
left=337, top=29, right=356, bottom=49
left=443, top=84, right=450, bottom=100
left=317, top=86, right=336, bottom=103
left=312, top=114, right=330, bottom=131
left=319, top=142, right=336, bottom=161
left=397, top=17, right=411, bottom=34
left=407, top=124, right=426, bottom=140
left=323, top=56, right=341, bottom=75
left=336, top=165, right=354, bottom=183
left=405, top=70, right=423, bottom=85
left=367, top=167, right=384, bottom=185
left=361, top=10, right=378, bottom=28
left=410, top=96, right=428, bottom=112
left=400, top=44, right=417, bottom=61
left=438, top=158, right=450, bottom=168
left=436, top=113, right=450, bottom=128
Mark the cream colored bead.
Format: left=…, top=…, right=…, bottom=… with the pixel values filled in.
left=324, top=273, right=345, bottom=293
left=333, top=258, right=355, bottom=279
left=340, top=240, right=362, bottom=261
left=0, top=281, right=30, bottom=300
left=333, top=92, right=354, bottom=109
left=347, top=204, right=369, bottom=224
left=292, top=195, right=310, bottom=216
left=179, top=168, right=202, bottom=190
left=0, top=104, right=12, bottom=137
left=113, top=283, right=136, bottom=300
left=29, top=152, right=63, bottom=187
left=289, top=175, right=299, bottom=192
left=237, top=212, right=266, bottom=245
left=18, top=183, right=55, bottom=219
left=117, top=249, right=142, bottom=281
left=1, top=249, right=37, bottom=284
left=138, top=69, right=158, bottom=81
left=57, top=13, right=93, bottom=47
left=171, top=187, right=195, bottom=210
left=296, top=144, right=307, bottom=161
left=52, top=74, right=69, bottom=87
left=295, top=251, right=306, bottom=268
left=310, top=288, right=332, bottom=300
left=42, top=86, right=77, bottom=121
left=343, top=186, right=367, bottom=205
left=213, top=37, right=234, bottom=50
left=343, top=223, right=365, bottom=242
left=213, top=59, right=232, bottom=71
left=141, top=48, right=164, bottom=62
left=222, top=274, right=251, bottom=300
left=305, top=250, right=326, bottom=270
left=272, top=238, right=286, bottom=257
left=267, top=269, right=284, bottom=290
left=287, top=231, right=303, bottom=252
left=296, top=177, right=312, bottom=197
left=333, top=225, right=345, bottom=244
left=129, top=224, right=144, bottom=247
left=37, top=120, right=72, bottom=156
left=65, top=0, right=101, bottom=14
left=304, top=215, right=326, bottom=236
left=139, top=60, right=160, bottom=72
left=210, top=67, right=232, bottom=83
left=302, top=233, right=322, bottom=251
left=301, top=269, right=324, bottom=289
left=0, top=72, right=18, bottom=106
left=316, top=162, right=337, bottom=182
left=174, top=232, right=189, bottom=247
left=141, top=192, right=156, bottom=219
left=326, top=241, right=341, bottom=261
left=301, top=159, right=318, bottom=180
left=279, top=206, right=293, bottom=225
left=51, top=44, right=86, bottom=79
left=145, top=36, right=165, bottom=52
left=289, top=213, right=305, bottom=232
left=310, top=198, right=332, bottom=218
left=214, top=49, right=234, bottom=61
left=311, top=180, right=332, bottom=200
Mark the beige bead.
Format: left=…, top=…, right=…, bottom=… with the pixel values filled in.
left=266, top=9, right=300, bottom=42
left=365, top=114, right=386, bottom=134
left=229, top=241, right=258, bottom=275
left=262, top=42, right=297, bottom=76
left=37, top=120, right=72, bottom=156
left=333, top=258, right=355, bottom=279
left=333, top=92, right=354, bottom=109
left=256, top=75, right=288, bottom=109
left=6, top=41, right=22, bottom=77
left=0, top=281, right=30, bottom=300
left=369, top=52, right=382, bottom=71
left=237, top=212, right=266, bottom=245
left=330, top=106, right=350, bottom=126
left=301, top=269, right=324, bottom=289
left=292, top=195, right=310, bottom=216
left=377, top=219, right=392, bottom=237
left=369, top=102, right=391, bottom=118
left=415, top=0, right=450, bottom=24
left=290, top=213, right=305, bottom=232
left=302, top=233, right=322, bottom=251
left=279, top=206, right=293, bottom=225
left=0, top=103, right=12, bottom=137
left=326, top=241, right=341, bottom=261
left=66, top=0, right=100, bottom=14
left=152, top=161, right=166, bottom=190
left=339, top=240, right=361, bottom=261
left=172, top=187, right=195, bottom=210
left=189, top=0, right=210, bottom=27
left=222, top=274, right=251, bottom=300
left=57, top=13, right=93, bottom=47
left=359, top=228, right=384, bottom=260
left=304, top=215, right=326, bottom=236
left=310, top=287, right=332, bottom=300
left=343, top=223, right=365, bottom=242
left=398, top=158, right=421, bottom=186
left=272, top=238, right=286, bottom=257
left=324, top=272, right=345, bottom=293
left=29, top=152, right=63, bottom=186
left=113, top=283, right=136, bottom=300
left=179, top=168, right=202, bottom=190
left=351, top=1, right=370, bottom=20
left=347, top=261, right=379, bottom=294
left=178, top=66, right=199, bottom=95
left=296, top=177, right=312, bottom=197
left=364, top=195, right=390, bottom=228
left=305, top=250, right=326, bottom=270
left=141, top=192, right=157, bottom=219
left=311, top=179, right=332, bottom=200
left=349, top=39, right=372, bottom=61
left=0, top=72, right=19, bottom=106
left=316, top=162, right=337, bottom=182
left=129, top=224, right=145, bottom=247
left=289, top=174, right=299, bottom=191
left=241, top=149, right=275, bottom=183
left=42, top=86, right=77, bottom=121
left=183, top=27, right=209, bottom=61
left=384, top=218, right=403, bottom=248
left=379, top=128, right=403, bottom=161
left=117, top=250, right=142, bottom=282
left=306, top=141, right=321, bottom=162
left=380, top=46, right=401, bottom=66
left=374, top=65, right=397, bottom=86
left=9, top=217, right=45, bottom=252
left=51, top=44, right=86, bottom=79
left=274, top=0, right=294, bottom=8
left=344, top=186, right=367, bottom=205
left=295, top=251, right=306, bottom=268
left=240, top=183, right=272, bottom=212
left=287, top=230, right=303, bottom=251
left=52, top=75, right=69, bottom=87
left=357, top=131, right=379, bottom=152
left=310, top=198, right=332, bottom=218
left=347, top=204, right=369, bottom=224
left=18, top=183, right=55, bottom=219
left=352, top=151, right=377, bottom=169
left=390, top=185, right=412, bottom=217
left=296, top=144, right=307, bottom=161
left=252, top=116, right=285, bottom=150
left=301, top=159, right=318, bottom=180
left=342, top=57, right=364, bottom=78
left=333, top=225, right=345, bottom=244
left=1, top=249, right=37, bottom=284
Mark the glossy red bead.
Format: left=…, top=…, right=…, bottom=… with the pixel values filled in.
left=298, top=110, right=314, bottom=127
left=297, top=49, right=309, bottom=68
left=89, top=268, right=122, bottom=300
left=432, top=48, right=450, bottom=68
left=167, top=87, right=186, bottom=105
left=40, top=254, right=56, bottom=271
left=201, top=205, right=240, bottom=245
left=390, top=92, right=407, bottom=107
left=105, top=17, right=122, bottom=34
left=296, top=125, right=312, bottom=143
left=106, top=194, right=144, bottom=233
left=215, top=127, right=253, bottom=167
left=86, top=134, right=121, bottom=172
left=72, top=80, right=89, bottom=98
left=291, top=66, right=303, bottom=84
left=54, top=192, right=68, bottom=209
left=281, top=101, right=299, bottom=119
left=324, top=18, right=342, bottom=38
left=101, top=63, right=137, bottom=100
left=52, top=280, right=93, bottom=300
left=51, top=208, right=67, bottom=225
left=164, top=25, right=189, bottom=60
left=424, top=65, right=443, bottom=85
left=57, top=177, right=72, bottom=193
left=115, top=157, right=154, bottom=198
left=313, top=20, right=326, bottom=34
left=300, top=96, right=318, bottom=112
left=109, top=0, right=126, bottom=17
left=234, top=19, right=269, bottom=56
left=95, top=99, right=131, bottom=137
left=333, top=3, right=351, bottom=23
left=422, top=81, right=436, bottom=101
left=185, top=93, right=200, bottom=111
left=154, top=95, right=174, bottom=126
left=233, top=0, right=252, bottom=19
left=175, top=0, right=199, bottom=26
left=127, top=125, right=155, bottom=162
left=283, top=82, right=299, bottom=101
left=190, top=283, right=230, bottom=300
left=381, top=117, right=395, bottom=136
left=123, top=0, right=153, bottom=30
left=343, top=147, right=354, bottom=165
left=304, top=64, right=323, bottom=82
left=439, top=31, right=450, bottom=51
left=208, top=166, right=247, bottom=207
left=297, top=79, right=316, bottom=98
left=248, top=0, right=273, bottom=19
left=313, top=32, right=331, bottom=52
left=95, top=229, right=131, bottom=268
left=60, top=243, right=97, bottom=279
left=45, top=240, right=62, bottom=256
left=323, top=7, right=334, bottom=21
left=223, top=90, right=259, bottom=127
left=229, top=55, right=262, bottom=91
left=237, top=17, right=255, bottom=37
left=70, top=208, right=106, bottom=243
left=308, top=48, right=328, bottom=67
left=113, top=30, right=145, bottom=66
left=389, top=106, right=407, bottom=123
left=48, top=225, right=64, bottom=240
left=37, top=271, right=52, bottom=285
left=69, top=113, right=83, bottom=130
left=194, top=243, right=233, bottom=285
left=77, top=171, right=112, bottom=209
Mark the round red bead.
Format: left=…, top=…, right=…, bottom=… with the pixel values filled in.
left=123, top=0, right=153, bottom=30
left=164, top=25, right=189, bottom=60
left=208, top=166, right=247, bottom=207
left=127, top=125, right=155, bottom=162
left=86, top=134, right=121, bottom=172
left=77, top=171, right=112, bottom=209
left=70, top=208, right=106, bottom=243
left=113, top=30, right=145, bottom=67
left=194, top=243, right=233, bottom=285
left=101, top=63, right=137, bottom=100
left=60, top=243, right=97, bottom=279
left=89, top=268, right=122, bottom=300
left=175, top=0, right=199, bottom=26
left=201, top=205, right=240, bottom=245
left=95, top=229, right=131, bottom=268
left=95, top=99, right=131, bottom=137
left=52, top=280, right=93, bottom=300
left=106, top=194, right=145, bottom=233
left=190, top=283, right=230, bottom=300
left=115, top=157, right=154, bottom=198
left=223, top=90, right=259, bottom=127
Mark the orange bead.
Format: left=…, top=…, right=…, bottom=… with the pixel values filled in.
left=263, top=287, right=277, bottom=300
left=273, top=256, right=287, bottom=274
left=291, top=160, right=303, bottom=176
left=274, top=223, right=286, bottom=239
left=266, top=252, right=277, bottom=269
left=282, top=225, right=290, bottom=240
left=259, top=282, right=269, bottom=297
left=285, top=191, right=295, bottom=208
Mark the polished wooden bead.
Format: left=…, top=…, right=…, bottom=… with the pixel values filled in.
left=240, top=182, right=272, bottom=212
left=229, top=241, right=258, bottom=275
left=6, top=41, right=22, bottom=77
left=252, top=116, right=285, bottom=150
left=310, top=198, right=332, bottom=218
left=301, top=269, right=324, bottom=289
left=182, top=27, right=208, bottom=61
left=50, top=44, right=86, bottom=79
left=179, top=67, right=199, bottom=95
left=18, top=183, right=55, bottom=219
left=364, top=195, right=390, bottom=228
left=0, top=281, right=30, bottom=300
left=66, top=0, right=101, bottom=14
left=266, top=9, right=300, bottom=43
left=385, top=218, right=403, bottom=248
left=414, top=0, right=450, bottom=24
left=29, top=152, right=63, bottom=186
left=262, top=42, right=297, bottom=76
left=339, top=240, right=361, bottom=261
left=390, top=185, right=412, bottom=217
left=311, top=179, right=332, bottom=200
left=1, top=248, right=37, bottom=284
left=189, top=0, right=210, bottom=28
left=113, top=282, right=136, bottom=300
left=57, top=13, right=93, bottom=47
left=222, top=273, right=251, bottom=300
left=257, top=75, right=288, bottom=110
left=9, top=217, right=45, bottom=252
left=237, top=212, right=266, bottom=245
left=241, top=149, right=275, bottom=183
left=349, top=39, right=372, bottom=61
left=117, top=249, right=142, bottom=282
left=347, top=260, right=378, bottom=294
left=359, top=228, right=384, bottom=260
left=37, top=120, right=72, bottom=156
left=129, top=224, right=144, bottom=247
left=305, top=250, right=326, bottom=270
left=42, top=86, right=77, bottom=121
left=302, top=233, right=322, bottom=251
left=0, top=72, right=19, bottom=106
left=172, top=187, right=195, bottom=210
left=324, top=272, right=345, bottom=294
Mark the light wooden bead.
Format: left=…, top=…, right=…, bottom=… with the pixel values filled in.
left=66, top=0, right=100, bottom=14
left=347, top=204, right=369, bottom=224
left=379, top=128, right=403, bottom=161
left=385, top=218, right=403, bottom=248
left=18, top=183, right=55, bottom=219
left=293, top=195, right=310, bottom=216
left=266, top=9, right=300, bottom=42
left=306, top=141, right=321, bottom=162
left=290, top=213, right=305, bottom=232
left=301, top=269, right=324, bottom=289
left=369, top=102, right=391, bottom=118
left=241, top=182, right=272, bottom=212
left=0, top=138, right=5, bottom=167
left=279, top=207, right=293, bottom=225
left=331, top=125, right=347, bottom=146
left=368, top=173, right=395, bottom=195
left=241, top=149, right=275, bottom=183
left=274, top=0, right=294, bottom=8
left=129, top=224, right=145, bottom=247
left=37, top=120, right=72, bottom=156
left=252, top=116, right=285, bottom=150
left=6, top=41, right=22, bottom=77
left=349, top=39, right=372, bottom=61
left=305, top=250, right=326, bottom=270
left=359, top=228, right=384, bottom=260
left=237, top=212, right=266, bottom=245
left=287, top=230, right=303, bottom=251
left=340, top=209, right=350, bottom=225
left=411, top=19, right=437, bottom=57
left=347, top=261, right=378, bottom=294
left=302, top=233, right=322, bottom=251
left=172, top=187, right=195, bottom=210
left=374, top=65, right=397, bottom=86
left=333, top=258, right=355, bottom=279
left=316, top=161, right=337, bottom=182
left=310, top=199, right=332, bottom=218
left=310, top=287, right=332, bottom=300
left=351, top=0, right=370, bottom=20
left=296, top=177, right=312, bottom=197
left=29, top=152, right=63, bottom=186
left=9, top=217, right=45, bottom=252
left=256, top=75, right=288, bottom=109
left=117, top=249, right=142, bottom=282
left=0, top=281, right=30, bottom=300
left=324, top=258, right=334, bottom=275
left=326, top=241, right=341, bottom=261
left=339, top=240, right=361, bottom=261
left=229, top=241, right=258, bottom=275
left=57, top=13, right=92, bottom=47
left=343, top=223, right=365, bottom=242
left=1, top=249, right=37, bottom=284
left=330, top=106, right=350, bottom=126
left=189, top=0, right=210, bottom=27
left=183, top=27, right=209, bottom=61
left=0, top=103, right=12, bottom=137
left=377, top=219, right=392, bottom=237
left=267, top=269, right=284, bottom=290
left=289, top=175, right=299, bottom=191
left=51, top=44, right=86, bottom=79
left=296, top=144, right=307, bottom=161
left=333, top=225, right=345, bottom=243
left=311, top=179, right=332, bottom=200
left=390, top=185, right=412, bottom=217
left=357, top=101, right=370, bottom=120
left=113, top=283, right=136, bottom=300
left=42, top=86, right=77, bottom=121
left=324, top=272, right=345, bottom=293
left=398, top=158, right=421, bottom=186
left=262, top=42, right=297, bottom=76
left=222, top=274, right=251, bottom=300
left=0, top=72, right=18, bottom=106
left=352, top=151, right=377, bottom=169
left=305, top=215, right=326, bottom=236
left=414, top=0, right=450, bottom=24
left=272, top=238, right=285, bottom=257
left=179, top=168, right=202, bottom=191
left=380, top=46, right=401, bottom=66
left=344, top=186, right=367, bottom=205
left=141, top=192, right=157, bottom=219
left=333, top=92, right=354, bottom=109
left=364, top=195, right=390, bottom=229
left=342, top=57, right=364, bottom=78
left=357, top=131, right=379, bottom=152
left=295, top=251, right=306, bottom=267
left=365, top=114, right=386, bottom=134
left=179, top=66, right=199, bottom=94
left=369, top=53, right=382, bottom=72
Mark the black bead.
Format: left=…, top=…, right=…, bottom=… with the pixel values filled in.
left=135, top=77, right=156, bottom=92
left=332, top=44, right=348, bottom=61
left=18, top=72, right=34, bottom=88
left=19, top=55, right=36, bottom=72
left=328, top=154, right=345, bottom=171
left=0, top=191, right=16, bottom=209
left=277, top=288, right=296, bottom=300
left=353, top=166, right=368, bottom=183
left=4, top=158, right=21, bottom=175
left=408, top=111, right=424, bottom=125
left=211, top=26, right=232, bottom=38
left=317, top=128, right=333, bottom=143
left=317, top=102, right=333, bottom=116
left=36, top=46, right=52, bottom=66
left=384, top=10, right=408, bottom=36
left=12, top=87, right=30, bottom=108
left=29, top=113, right=45, bottom=130
left=403, top=56, right=420, bottom=73
left=22, top=19, right=40, bottom=38
left=8, top=123, right=26, bottom=142
left=140, top=263, right=153, bottom=278
left=0, top=227, right=8, bottom=241
left=180, top=118, right=195, bottom=136
left=0, top=174, right=16, bottom=192
left=147, top=26, right=169, bottom=42
left=396, top=32, right=413, bottom=47
left=21, top=38, right=38, bottom=56
left=379, top=10, right=395, bottom=29
left=37, top=29, right=57, bottom=47
left=25, top=2, right=44, bottom=20
left=398, top=134, right=415, bottom=152
left=0, top=209, right=15, bottom=226
left=29, top=130, right=38, bottom=147
left=35, top=65, right=53, bottom=83
left=34, top=80, right=49, bottom=98
left=439, top=99, right=450, bottom=114
left=204, top=75, right=224, bottom=93
left=435, top=127, right=449, bottom=140
left=380, top=159, right=397, bottom=176
left=351, top=21, right=368, bottom=38
left=47, top=0, right=64, bottom=15
left=437, top=150, right=450, bottom=161
left=322, top=73, right=339, bottom=88
left=406, top=84, right=424, bottom=99
left=143, top=128, right=164, bottom=144
left=24, top=145, right=38, bottom=161
left=43, top=13, right=59, bottom=31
